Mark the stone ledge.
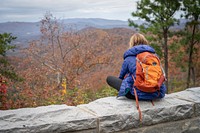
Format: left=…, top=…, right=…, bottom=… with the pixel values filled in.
left=0, top=105, right=97, bottom=133
left=0, top=87, right=199, bottom=133
left=122, top=116, right=200, bottom=133
left=169, top=87, right=200, bottom=117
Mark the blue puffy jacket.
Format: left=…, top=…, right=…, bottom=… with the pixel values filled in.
left=118, top=45, right=166, bottom=100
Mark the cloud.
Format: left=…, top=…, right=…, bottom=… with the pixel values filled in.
left=0, top=0, right=137, bottom=22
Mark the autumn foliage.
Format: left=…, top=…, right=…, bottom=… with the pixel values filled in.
left=1, top=13, right=199, bottom=110
left=0, top=13, right=132, bottom=109
left=0, top=77, right=7, bottom=109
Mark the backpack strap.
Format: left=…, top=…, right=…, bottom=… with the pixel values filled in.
left=133, top=86, right=142, bottom=122
left=136, top=57, right=144, bottom=72
left=151, top=100, right=155, bottom=106
left=155, top=53, right=167, bottom=81
left=132, top=75, right=142, bottom=121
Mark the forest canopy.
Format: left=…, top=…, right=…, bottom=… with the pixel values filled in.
left=0, top=0, right=200, bottom=109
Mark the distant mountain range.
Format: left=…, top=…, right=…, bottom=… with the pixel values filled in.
left=0, top=18, right=134, bottom=47
left=0, top=18, right=187, bottom=48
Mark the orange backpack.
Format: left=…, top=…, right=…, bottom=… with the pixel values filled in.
left=132, top=52, right=166, bottom=121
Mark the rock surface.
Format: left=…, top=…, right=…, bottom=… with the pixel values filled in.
left=0, top=87, right=200, bottom=133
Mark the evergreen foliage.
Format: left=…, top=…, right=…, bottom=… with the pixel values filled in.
left=181, top=0, right=200, bottom=88
left=129, top=0, right=181, bottom=93
left=0, top=33, right=21, bottom=81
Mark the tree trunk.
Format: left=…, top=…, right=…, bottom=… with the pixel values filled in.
left=186, top=22, right=196, bottom=88
left=191, top=67, right=195, bottom=86
left=163, top=30, right=169, bottom=93
left=57, top=72, right=61, bottom=85
left=186, top=46, right=192, bottom=88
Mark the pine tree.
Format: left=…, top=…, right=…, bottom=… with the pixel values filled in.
left=181, top=0, right=200, bottom=88
left=129, top=0, right=181, bottom=93
left=0, top=33, right=19, bottom=81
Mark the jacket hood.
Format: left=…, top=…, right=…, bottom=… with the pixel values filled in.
left=124, top=45, right=155, bottom=59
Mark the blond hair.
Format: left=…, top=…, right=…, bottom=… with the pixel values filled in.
left=129, top=33, right=148, bottom=48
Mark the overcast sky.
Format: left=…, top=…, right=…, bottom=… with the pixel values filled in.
left=0, top=0, right=138, bottom=23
